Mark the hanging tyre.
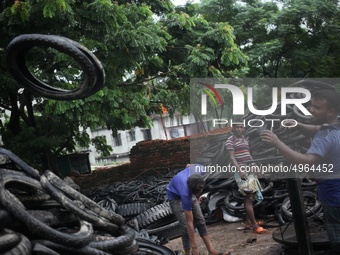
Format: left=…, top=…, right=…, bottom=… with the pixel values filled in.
left=6, top=34, right=105, bottom=100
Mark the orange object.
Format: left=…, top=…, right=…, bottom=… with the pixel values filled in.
left=254, top=226, right=270, bottom=234
left=161, top=105, right=168, bottom=113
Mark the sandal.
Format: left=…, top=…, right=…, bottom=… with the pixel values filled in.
left=254, top=226, right=270, bottom=234
left=246, top=237, right=257, bottom=243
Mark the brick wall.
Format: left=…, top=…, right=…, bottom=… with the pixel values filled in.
left=73, top=127, right=231, bottom=194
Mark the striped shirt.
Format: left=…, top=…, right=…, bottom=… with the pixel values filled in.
left=225, top=135, right=252, bottom=164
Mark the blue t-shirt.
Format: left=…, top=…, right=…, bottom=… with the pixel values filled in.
left=166, top=164, right=205, bottom=211
left=307, top=125, right=340, bottom=207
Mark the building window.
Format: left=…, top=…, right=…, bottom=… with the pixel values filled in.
left=170, top=128, right=180, bottom=138
left=142, top=129, right=152, bottom=140
left=113, top=133, right=122, bottom=146
left=128, top=130, right=136, bottom=141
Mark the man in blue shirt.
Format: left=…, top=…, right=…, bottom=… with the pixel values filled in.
left=167, top=164, right=230, bottom=255
left=260, top=89, right=340, bottom=253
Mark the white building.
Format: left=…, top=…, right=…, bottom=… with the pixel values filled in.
left=87, top=113, right=198, bottom=165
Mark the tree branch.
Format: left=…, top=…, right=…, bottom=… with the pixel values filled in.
left=116, top=66, right=182, bottom=86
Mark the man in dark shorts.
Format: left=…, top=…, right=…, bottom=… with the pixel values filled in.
left=166, top=164, right=230, bottom=255
left=225, top=124, right=269, bottom=234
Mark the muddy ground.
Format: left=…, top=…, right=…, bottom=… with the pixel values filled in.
left=164, top=220, right=284, bottom=255
left=163, top=218, right=331, bottom=255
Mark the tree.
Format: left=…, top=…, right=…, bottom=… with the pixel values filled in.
left=199, top=0, right=340, bottom=78
left=0, top=0, right=246, bottom=174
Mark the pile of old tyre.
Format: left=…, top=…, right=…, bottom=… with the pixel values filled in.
left=2, top=57, right=334, bottom=255
left=87, top=170, right=322, bottom=246
left=2, top=34, right=178, bottom=254
left=86, top=80, right=336, bottom=246
left=88, top=171, right=181, bottom=242
left=0, top=148, right=176, bottom=255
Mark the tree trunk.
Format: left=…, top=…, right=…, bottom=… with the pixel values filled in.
left=8, top=92, right=21, bottom=135
left=159, top=113, right=168, bottom=140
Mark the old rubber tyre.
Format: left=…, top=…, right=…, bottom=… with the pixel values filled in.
left=6, top=34, right=105, bottom=100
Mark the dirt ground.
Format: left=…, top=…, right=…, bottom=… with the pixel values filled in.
left=164, top=220, right=285, bottom=255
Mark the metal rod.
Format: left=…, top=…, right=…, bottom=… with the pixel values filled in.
left=286, top=178, right=314, bottom=255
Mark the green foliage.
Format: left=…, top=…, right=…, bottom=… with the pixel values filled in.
left=0, top=0, right=247, bottom=170
left=199, top=0, right=340, bottom=78
left=41, top=0, right=67, bottom=18
left=10, top=1, right=31, bottom=21
left=186, top=45, right=215, bottom=75
left=91, top=135, right=112, bottom=157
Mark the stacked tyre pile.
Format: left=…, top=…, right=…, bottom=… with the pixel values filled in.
left=89, top=172, right=182, bottom=243
left=0, top=140, right=323, bottom=255
left=0, top=148, right=177, bottom=255
left=89, top=80, right=333, bottom=246
left=89, top=170, right=322, bottom=245
left=1, top=69, right=334, bottom=254
left=2, top=34, right=178, bottom=254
